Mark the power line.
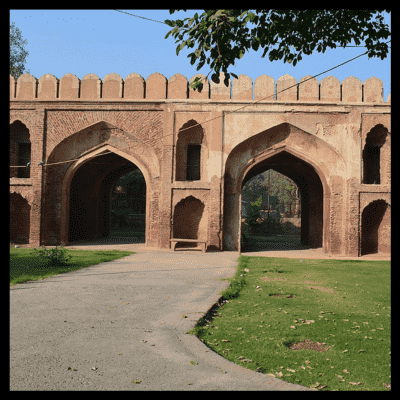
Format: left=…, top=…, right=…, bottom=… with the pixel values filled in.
left=113, top=9, right=168, bottom=25
left=164, top=41, right=390, bottom=139
left=9, top=10, right=390, bottom=168
left=112, top=9, right=389, bottom=49
left=9, top=42, right=388, bottom=169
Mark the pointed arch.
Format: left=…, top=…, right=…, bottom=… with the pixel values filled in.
left=175, top=119, right=207, bottom=181
left=362, top=124, right=390, bottom=185
left=60, top=144, right=153, bottom=245
left=10, top=192, right=31, bottom=244
left=10, top=120, right=31, bottom=179
left=223, top=122, right=345, bottom=254
left=172, top=195, right=207, bottom=242
left=361, top=199, right=390, bottom=255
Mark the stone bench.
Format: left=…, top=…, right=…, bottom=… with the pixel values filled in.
left=170, top=239, right=207, bottom=253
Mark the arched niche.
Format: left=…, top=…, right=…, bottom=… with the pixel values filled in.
left=10, top=192, right=31, bottom=244
left=361, top=200, right=390, bottom=255
left=175, top=120, right=207, bottom=181
left=172, top=195, right=207, bottom=248
left=10, top=120, right=31, bottom=179
left=363, top=124, right=390, bottom=185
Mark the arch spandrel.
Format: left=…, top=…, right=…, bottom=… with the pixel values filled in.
left=47, top=120, right=160, bottom=180
left=224, top=123, right=344, bottom=195
left=62, top=144, right=155, bottom=197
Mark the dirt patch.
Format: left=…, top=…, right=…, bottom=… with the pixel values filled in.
left=306, top=285, right=336, bottom=294
left=286, top=338, right=332, bottom=352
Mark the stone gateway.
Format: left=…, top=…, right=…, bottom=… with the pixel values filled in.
left=10, top=72, right=391, bottom=257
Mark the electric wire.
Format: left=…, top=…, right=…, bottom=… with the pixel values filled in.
left=10, top=10, right=390, bottom=169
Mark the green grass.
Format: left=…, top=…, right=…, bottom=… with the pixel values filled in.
left=10, top=247, right=136, bottom=287
left=187, top=255, right=391, bottom=391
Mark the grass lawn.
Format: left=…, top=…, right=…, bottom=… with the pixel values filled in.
left=187, top=255, right=391, bottom=391
left=10, top=247, right=135, bottom=287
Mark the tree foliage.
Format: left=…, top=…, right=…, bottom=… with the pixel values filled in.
left=111, top=169, right=146, bottom=214
left=164, top=10, right=391, bottom=92
left=10, top=21, right=30, bottom=80
left=242, top=169, right=300, bottom=217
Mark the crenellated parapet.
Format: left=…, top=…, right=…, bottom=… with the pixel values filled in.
left=9, top=72, right=390, bottom=103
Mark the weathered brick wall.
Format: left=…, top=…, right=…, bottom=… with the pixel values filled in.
left=9, top=71, right=390, bottom=256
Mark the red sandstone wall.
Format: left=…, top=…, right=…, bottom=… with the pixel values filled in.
left=9, top=71, right=391, bottom=256
left=9, top=73, right=391, bottom=103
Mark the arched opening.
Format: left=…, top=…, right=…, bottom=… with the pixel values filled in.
left=239, top=151, right=323, bottom=253
left=108, top=169, right=146, bottom=242
left=361, top=200, right=390, bottom=255
left=68, top=151, right=146, bottom=244
left=175, top=120, right=205, bottom=181
left=172, top=196, right=206, bottom=249
left=10, top=193, right=30, bottom=244
left=363, top=124, right=388, bottom=185
left=10, top=120, right=31, bottom=179
left=241, top=168, right=302, bottom=251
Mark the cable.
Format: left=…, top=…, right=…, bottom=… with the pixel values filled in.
left=10, top=10, right=390, bottom=169
left=164, top=41, right=390, bottom=139
left=113, top=9, right=168, bottom=25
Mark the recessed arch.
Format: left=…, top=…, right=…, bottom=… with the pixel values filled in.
left=172, top=195, right=207, bottom=248
left=10, top=120, right=31, bottom=179
left=223, top=122, right=343, bottom=254
left=175, top=119, right=207, bottom=181
left=362, top=124, right=390, bottom=185
left=10, top=192, right=31, bottom=244
left=361, top=200, right=390, bottom=255
left=60, top=144, right=153, bottom=245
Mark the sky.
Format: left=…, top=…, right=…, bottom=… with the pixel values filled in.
left=10, top=9, right=391, bottom=100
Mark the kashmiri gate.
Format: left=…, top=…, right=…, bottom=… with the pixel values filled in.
left=10, top=71, right=391, bottom=257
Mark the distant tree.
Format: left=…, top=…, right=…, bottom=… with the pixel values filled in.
left=164, top=10, right=391, bottom=92
left=242, top=169, right=299, bottom=217
left=10, top=21, right=30, bottom=79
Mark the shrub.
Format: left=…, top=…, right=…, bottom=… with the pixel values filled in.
left=245, top=196, right=263, bottom=234
left=30, top=246, right=72, bottom=267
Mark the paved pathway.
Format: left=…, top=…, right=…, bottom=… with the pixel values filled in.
left=10, top=239, right=388, bottom=390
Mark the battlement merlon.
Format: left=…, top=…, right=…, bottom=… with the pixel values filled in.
left=9, top=72, right=390, bottom=104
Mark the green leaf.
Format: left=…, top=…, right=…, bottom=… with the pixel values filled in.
left=261, top=46, right=269, bottom=58
left=251, top=41, right=260, bottom=52
left=165, top=31, right=172, bottom=39
left=196, top=59, right=206, bottom=71
left=176, top=43, right=184, bottom=56
left=248, top=12, right=256, bottom=22
left=231, top=72, right=238, bottom=79
left=211, top=73, right=220, bottom=84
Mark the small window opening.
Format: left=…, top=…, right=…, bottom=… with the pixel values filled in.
left=186, top=144, right=201, bottom=181
left=364, top=144, right=380, bottom=184
left=18, top=143, right=31, bottom=178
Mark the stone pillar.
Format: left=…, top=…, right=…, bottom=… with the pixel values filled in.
left=223, top=192, right=240, bottom=251
left=31, top=108, right=45, bottom=246
left=159, top=104, right=175, bottom=250
left=209, top=111, right=224, bottom=251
